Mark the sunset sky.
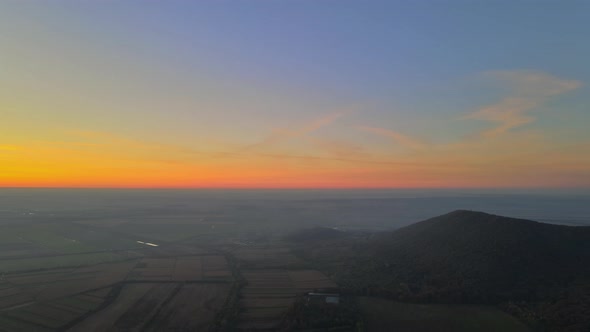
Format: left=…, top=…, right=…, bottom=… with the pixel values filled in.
left=1, top=1, right=589, bottom=188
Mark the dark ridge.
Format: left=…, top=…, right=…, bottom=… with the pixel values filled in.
left=322, top=210, right=590, bottom=330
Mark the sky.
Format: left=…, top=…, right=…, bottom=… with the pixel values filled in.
left=1, top=0, right=589, bottom=189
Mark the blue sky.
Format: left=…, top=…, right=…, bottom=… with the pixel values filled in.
left=1, top=0, right=589, bottom=188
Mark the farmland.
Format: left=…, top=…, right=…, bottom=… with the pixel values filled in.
left=0, top=223, right=142, bottom=256
left=142, top=284, right=231, bottom=331
left=68, top=283, right=232, bottom=332
left=357, top=297, right=531, bottom=332
left=0, top=287, right=114, bottom=332
left=127, top=255, right=231, bottom=282
left=0, top=222, right=144, bottom=275
left=67, top=284, right=159, bottom=332
left=0, top=192, right=542, bottom=331
left=0, top=215, right=240, bottom=332
left=228, top=242, right=337, bottom=330
left=0, top=261, right=136, bottom=310
left=237, top=269, right=337, bottom=330
left=0, top=216, right=533, bottom=332
left=0, top=253, right=132, bottom=275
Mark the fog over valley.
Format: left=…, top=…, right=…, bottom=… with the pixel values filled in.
left=2, top=189, right=590, bottom=230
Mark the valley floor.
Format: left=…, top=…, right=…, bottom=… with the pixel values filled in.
left=0, top=221, right=536, bottom=331
left=358, top=297, right=530, bottom=332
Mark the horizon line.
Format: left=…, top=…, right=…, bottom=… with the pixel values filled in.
left=1, top=186, right=589, bottom=191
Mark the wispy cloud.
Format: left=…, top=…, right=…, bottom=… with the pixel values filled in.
left=297, top=112, right=346, bottom=136
left=462, top=97, right=538, bottom=138
left=243, top=111, right=347, bottom=151
left=464, top=71, right=581, bottom=138
left=307, top=136, right=368, bottom=159
left=357, top=126, right=427, bottom=150
left=487, top=70, right=581, bottom=97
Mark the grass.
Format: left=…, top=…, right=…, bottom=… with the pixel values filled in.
left=358, top=297, right=531, bottom=332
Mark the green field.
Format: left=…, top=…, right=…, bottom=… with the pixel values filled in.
left=358, top=297, right=530, bottom=332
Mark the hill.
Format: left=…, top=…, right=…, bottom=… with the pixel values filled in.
left=297, top=210, right=590, bottom=331
left=357, top=211, right=590, bottom=300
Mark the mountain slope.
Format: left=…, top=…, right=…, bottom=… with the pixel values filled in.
left=307, top=210, right=590, bottom=331
left=342, top=210, right=590, bottom=301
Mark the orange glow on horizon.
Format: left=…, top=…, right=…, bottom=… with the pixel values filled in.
left=1, top=129, right=589, bottom=190
left=1, top=4, right=589, bottom=191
